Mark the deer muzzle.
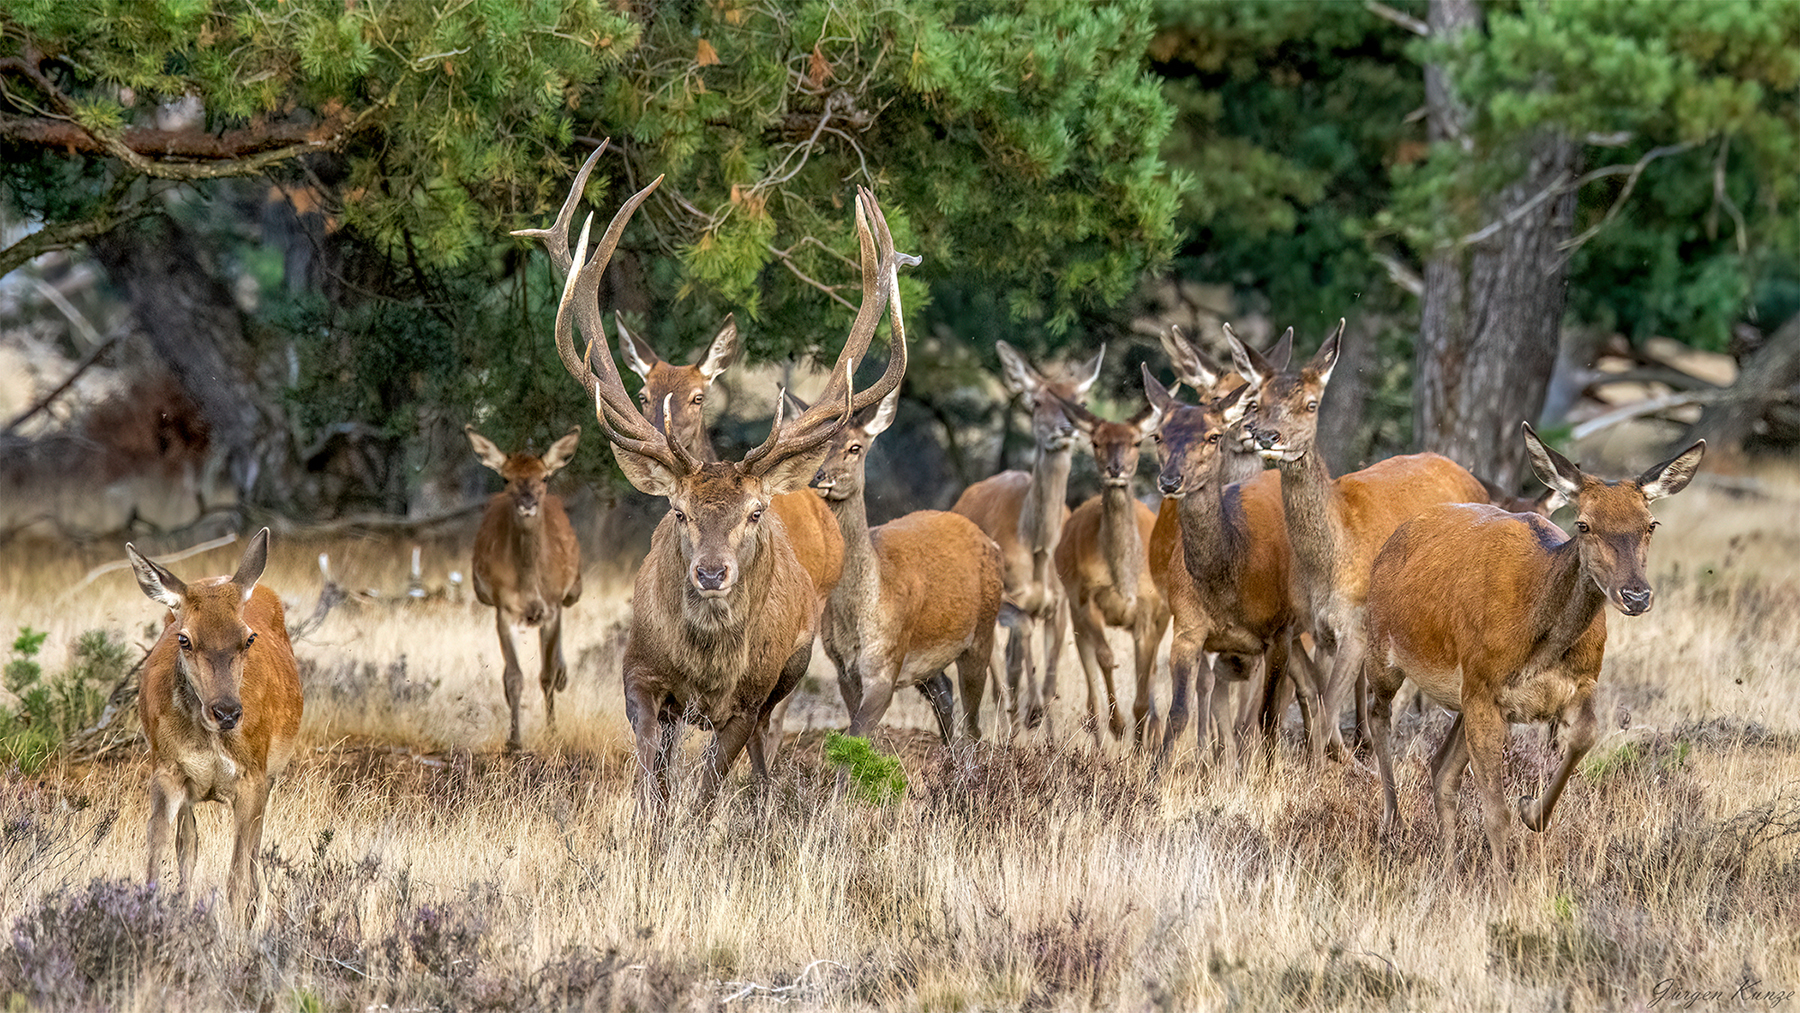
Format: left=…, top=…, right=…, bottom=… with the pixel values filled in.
left=207, top=697, right=244, bottom=732
left=1618, top=586, right=1653, bottom=616
left=691, top=561, right=734, bottom=596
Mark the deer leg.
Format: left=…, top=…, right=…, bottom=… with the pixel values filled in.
left=1130, top=608, right=1163, bottom=752
left=538, top=608, right=565, bottom=732
left=955, top=643, right=989, bottom=742
left=758, top=645, right=810, bottom=771
left=1068, top=600, right=1113, bottom=745
left=847, top=658, right=898, bottom=738
left=1205, top=655, right=1236, bottom=764
left=1040, top=592, right=1068, bottom=705
left=495, top=611, right=528, bottom=752
left=1428, top=712, right=1470, bottom=849
left=1461, top=702, right=1514, bottom=869
left=228, top=775, right=272, bottom=925
left=918, top=672, right=956, bottom=747
left=1318, top=621, right=1366, bottom=763
left=1520, top=696, right=1598, bottom=833
left=145, top=772, right=184, bottom=889
left=174, top=794, right=199, bottom=896
left=701, top=712, right=758, bottom=807
left=624, top=685, right=670, bottom=814
left=1155, top=626, right=1201, bottom=771
left=1366, top=654, right=1408, bottom=832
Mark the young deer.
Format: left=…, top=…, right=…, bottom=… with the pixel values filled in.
left=1050, top=395, right=1167, bottom=747
left=513, top=144, right=906, bottom=809
left=466, top=425, right=583, bottom=752
left=950, top=343, right=1102, bottom=731
left=1232, top=321, right=1489, bottom=761
left=1144, top=374, right=1302, bottom=767
left=1365, top=425, right=1704, bottom=868
left=130, top=528, right=302, bottom=924
left=808, top=383, right=1004, bottom=745
left=609, top=312, right=846, bottom=760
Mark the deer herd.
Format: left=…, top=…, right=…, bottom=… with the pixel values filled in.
left=122, top=143, right=1705, bottom=920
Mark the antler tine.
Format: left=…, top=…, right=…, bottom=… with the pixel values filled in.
left=510, top=141, right=609, bottom=278
left=845, top=186, right=912, bottom=419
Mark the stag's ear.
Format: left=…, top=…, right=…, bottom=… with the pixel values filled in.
left=1222, top=323, right=1269, bottom=386
left=1268, top=326, right=1296, bottom=372
left=1639, top=439, right=1705, bottom=502
left=1310, top=319, right=1344, bottom=388
left=1070, top=344, right=1105, bottom=397
left=127, top=544, right=185, bottom=610
left=610, top=445, right=681, bottom=499
left=615, top=314, right=659, bottom=380
left=232, top=528, right=270, bottom=602
left=541, top=426, right=581, bottom=474
left=995, top=340, right=1046, bottom=398
left=465, top=426, right=509, bottom=473
left=1141, top=362, right=1182, bottom=415
left=695, top=315, right=741, bottom=381
left=1162, top=326, right=1222, bottom=391
left=1523, top=423, right=1584, bottom=501
left=861, top=386, right=901, bottom=439
left=762, top=443, right=835, bottom=497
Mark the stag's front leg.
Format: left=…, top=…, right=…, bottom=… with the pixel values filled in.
left=228, top=775, right=273, bottom=925
left=702, top=712, right=760, bottom=806
left=624, top=686, right=670, bottom=813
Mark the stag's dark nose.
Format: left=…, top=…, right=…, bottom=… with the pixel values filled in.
left=694, top=565, right=730, bottom=592
left=209, top=700, right=243, bottom=731
left=1620, top=587, right=1653, bottom=615
left=1158, top=472, right=1183, bottom=496
left=1253, top=428, right=1280, bottom=450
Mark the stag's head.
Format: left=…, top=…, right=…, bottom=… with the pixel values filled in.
left=617, top=315, right=741, bottom=460
left=1143, top=365, right=1247, bottom=500
left=466, top=426, right=579, bottom=521
left=514, top=145, right=910, bottom=604
left=997, top=341, right=1103, bottom=455
left=1228, top=320, right=1339, bottom=465
left=128, top=529, right=272, bottom=734
left=808, top=386, right=900, bottom=503
left=1049, top=389, right=1161, bottom=489
left=1523, top=424, right=1704, bottom=617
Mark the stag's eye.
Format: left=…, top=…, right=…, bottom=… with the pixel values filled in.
left=1306, top=401, right=1319, bottom=413
left=847, top=444, right=862, bottom=456
left=748, top=508, right=763, bottom=524
left=1576, top=521, right=1591, bottom=534
left=1206, top=433, right=1220, bottom=445
left=692, top=393, right=704, bottom=405
left=177, top=633, right=191, bottom=650
left=246, top=632, right=258, bottom=647
left=673, top=510, right=688, bottom=524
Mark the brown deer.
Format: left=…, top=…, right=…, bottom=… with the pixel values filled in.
left=950, top=343, right=1102, bottom=731
left=1232, top=321, right=1489, bottom=761
left=806, top=382, right=1004, bottom=743
left=129, top=528, right=302, bottom=924
left=466, top=425, right=583, bottom=752
left=513, top=144, right=906, bottom=808
left=1049, top=394, right=1167, bottom=746
left=1144, top=373, right=1303, bottom=767
left=1365, top=425, right=1704, bottom=868
left=609, top=312, right=846, bottom=759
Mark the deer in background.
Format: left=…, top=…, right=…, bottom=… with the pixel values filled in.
left=806, top=294, right=1003, bottom=745
left=607, top=312, right=846, bottom=760
left=1144, top=374, right=1303, bottom=767
left=1231, top=321, right=1490, bottom=762
left=514, top=144, right=906, bottom=809
left=1365, top=425, right=1703, bottom=868
left=950, top=342, right=1102, bottom=731
left=466, top=425, right=583, bottom=752
left=129, top=528, right=303, bottom=924
left=1050, top=394, right=1166, bottom=747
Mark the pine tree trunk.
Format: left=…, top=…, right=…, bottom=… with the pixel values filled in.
left=1415, top=0, right=1579, bottom=492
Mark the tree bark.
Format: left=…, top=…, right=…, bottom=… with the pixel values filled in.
left=1415, top=0, right=1580, bottom=492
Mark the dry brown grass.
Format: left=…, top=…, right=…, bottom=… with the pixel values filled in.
left=3, top=472, right=1799, bottom=1011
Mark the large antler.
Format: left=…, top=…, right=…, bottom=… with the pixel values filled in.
left=740, top=186, right=915, bottom=476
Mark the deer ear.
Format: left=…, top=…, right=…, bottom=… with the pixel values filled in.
left=1222, top=323, right=1269, bottom=386
left=695, top=315, right=741, bottom=381
left=1268, top=326, right=1296, bottom=372
left=1132, top=400, right=1164, bottom=438
left=127, top=544, right=185, bottom=610
left=541, top=426, right=581, bottom=474
left=615, top=314, right=659, bottom=380
left=1141, top=362, right=1181, bottom=415
left=1162, top=326, right=1222, bottom=391
left=1070, top=344, right=1105, bottom=397
left=761, top=443, right=834, bottom=497
left=611, top=445, right=681, bottom=499
left=862, top=386, right=901, bottom=439
left=232, top=527, right=270, bottom=601
left=465, top=426, right=509, bottom=473
left=1639, top=439, right=1705, bottom=501
left=1311, top=319, right=1344, bottom=388
left=1522, top=423, right=1584, bottom=501
left=996, top=340, right=1044, bottom=398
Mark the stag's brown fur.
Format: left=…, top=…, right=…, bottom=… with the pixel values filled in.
left=131, top=528, right=302, bottom=924
left=467, top=426, right=583, bottom=752
left=1364, top=426, right=1704, bottom=868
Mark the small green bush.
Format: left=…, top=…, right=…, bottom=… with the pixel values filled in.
left=824, top=731, right=906, bottom=806
left=0, top=627, right=128, bottom=773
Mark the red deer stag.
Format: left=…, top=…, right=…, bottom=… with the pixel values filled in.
left=1049, top=394, right=1167, bottom=746
left=129, top=528, right=302, bottom=924
left=608, top=313, right=846, bottom=759
left=1365, top=424, right=1703, bottom=868
left=514, top=145, right=905, bottom=809
left=1144, top=374, right=1302, bottom=768
left=950, top=343, right=1102, bottom=731
left=805, top=314, right=1004, bottom=745
left=1232, top=321, right=1488, bottom=761
left=466, top=425, right=583, bottom=752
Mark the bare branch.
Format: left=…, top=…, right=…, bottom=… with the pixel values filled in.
left=1, top=331, right=123, bottom=437
left=766, top=243, right=857, bottom=311
left=1364, top=0, right=1430, bottom=36
left=1557, top=142, right=1697, bottom=253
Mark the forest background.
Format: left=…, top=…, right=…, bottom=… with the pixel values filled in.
left=3, top=0, right=1799, bottom=536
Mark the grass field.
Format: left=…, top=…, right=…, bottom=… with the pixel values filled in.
left=2, top=468, right=1799, bottom=1011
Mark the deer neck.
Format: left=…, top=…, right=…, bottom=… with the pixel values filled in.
left=506, top=509, right=551, bottom=593
left=1021, top=443, right=1073, bottom=575
left=823, top=485, right=882, bottom=607
left=1098, top=482, right=1142, bottom=597
left=1175, top=473, right=1250, bottom=603
left=1272, top=447, right=1341, bottom=611
left=1525, top=538, right=1607, bottom=666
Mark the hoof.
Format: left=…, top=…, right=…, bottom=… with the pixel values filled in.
left=1517, top=795, right=1549, bottom=832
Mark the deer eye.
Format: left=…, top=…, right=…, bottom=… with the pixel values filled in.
left=246, top=632, right=258, bottom=647
left=1306, top=401, right=1319, bottom=413
left=848, top=444, right=862, bottom=456
left=692, top=393, right=704, bottom=405
left=1206, top=433, right=1220, bottom=445
left=1648, top=521, right=1659, bottom=534
left=673, top=510, right=688, bottom=524
left=177, top=633, right=191, bottom=650
left=748, top=508, right=763, bottom=523
left=1576, top=521, right=1590, bottom=534
left=638, top=393, right=649, bottom=406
